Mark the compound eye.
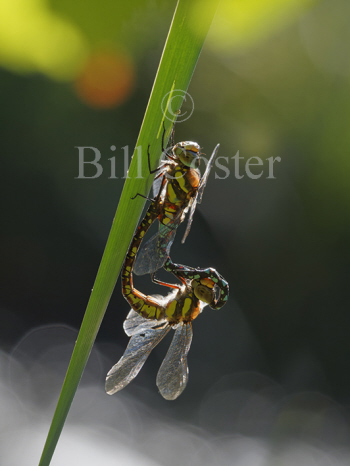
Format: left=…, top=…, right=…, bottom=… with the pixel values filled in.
left=173, top=143, right=184, bottom=156
left=193, top=283, right=215, bottom=304
left=181, top=151, right=199, bottom=167
left=173, top=142, right=200, bottom=167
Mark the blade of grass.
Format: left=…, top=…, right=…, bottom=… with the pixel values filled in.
left=38, top=1, right=220, bottom=465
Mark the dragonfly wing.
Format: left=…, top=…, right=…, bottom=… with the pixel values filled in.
left=133, top=231, right=162, bottom=275
left=181, top=195, right=197, bottom=243
left=197, top=143, right=220, bottom=205
left=181, top=144, right=220, bottom=243
left=106, top=313, right=171, bottom=395
left=156, top=323, right=193, bottom=400
left=152, top=173, right=164, bottom=198
left=123, top=309, right=167, bottom=336
left=134, top=225, right=177, bottom=275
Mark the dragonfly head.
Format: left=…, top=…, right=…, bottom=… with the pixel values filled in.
left=172, top=141, right=201, bottom=168
left=191, top=277, right=216, bottom=305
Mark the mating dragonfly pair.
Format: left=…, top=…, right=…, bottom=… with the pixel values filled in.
left=105, top=136, right=229, bottom=400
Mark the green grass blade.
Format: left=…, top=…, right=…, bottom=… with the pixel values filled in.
left=38, top=1, right=219, bottom=465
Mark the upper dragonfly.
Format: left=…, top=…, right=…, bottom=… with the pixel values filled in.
left=133, top=140, right=220, bottom=276
left=105, top=205, right=229, bottom=400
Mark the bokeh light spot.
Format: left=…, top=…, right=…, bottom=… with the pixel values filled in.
left=0, top=0, right=87, bottom=79
left=194, top=0, right=315, bottom=52
left=74, top=48, right=135, bottom=108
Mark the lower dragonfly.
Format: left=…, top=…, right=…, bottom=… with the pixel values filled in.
left=105, top=208, right=229, bottom=400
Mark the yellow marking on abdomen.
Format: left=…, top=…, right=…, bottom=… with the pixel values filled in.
left=142, top=304, right=157, bottom=319
left=167, top=183, right=177, bottom=204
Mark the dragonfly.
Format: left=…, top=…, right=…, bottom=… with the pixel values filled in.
left=133, top=140, right=220, bottom=276
left=105, top=260, right=229, bottom=400
left=105, top=205, right=229, bottom=400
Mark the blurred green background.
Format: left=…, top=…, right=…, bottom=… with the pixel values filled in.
left=1, top=0, right=350, bottom=463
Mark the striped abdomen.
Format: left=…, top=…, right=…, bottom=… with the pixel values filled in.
left=161, top=165, right=200, bottom=226
left=121, top=204, right=167, bottom=320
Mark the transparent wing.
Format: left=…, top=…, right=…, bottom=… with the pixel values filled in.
left=152, top=173, right=164, bottom=199
left=181, top=144, right=220, bottom=243
left=181, top=195, right=197, bottom=244
left=197, top=143, right=220, bottom=204
left=152, top=156, right=170, bottom=198
left=133, top=224, right=177, bottom=275
left=105, top=311, right=170, bottom=395
left=123, top=309, right=167, bottom=336
left=156, top=323, right=193, bottom=400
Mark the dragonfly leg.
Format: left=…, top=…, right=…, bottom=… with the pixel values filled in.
left=148, top=144, right=170, bottom=175
left=151, top=272, right=182, bottom=290
left=161, top=121, right=167, bottom=153
left=131, top=192, right=154, bottom=201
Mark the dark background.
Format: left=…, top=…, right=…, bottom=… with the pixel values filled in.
left=1, top=1, right=350, bottom=464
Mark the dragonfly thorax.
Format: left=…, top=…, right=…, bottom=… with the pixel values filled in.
left=172, top=141, right=201, bottom=168
left=164, top=283, right=203, bottom=323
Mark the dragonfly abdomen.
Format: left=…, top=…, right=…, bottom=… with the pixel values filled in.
left=122, top=205, right=167, bottom=319
left=122, top=273, right=166, bottom=320
left=160, top=165, right=200, bottom=226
